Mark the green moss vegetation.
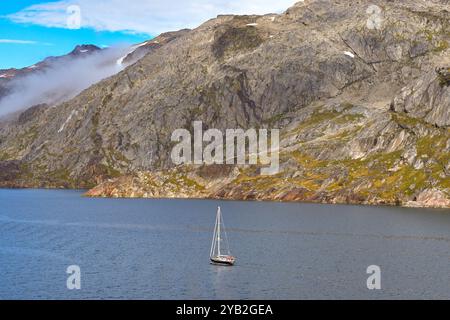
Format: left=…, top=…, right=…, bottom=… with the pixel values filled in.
left=230, top=151, right=329, bottom=195
left=233, top=129, right=448, bottom=204
left=285, top=105, right=365, bottom=140
left=416, top=133, right=450, bottom=188
left=162, top=170, right=205, bottom=192
left=102, top=163, right=122, bottom=178
left=420, top=27, right=449, bottom=53
left=0, top=151, right=11, bottom=161
left=45, top=167, right=79, bottom=188
left=19, top=163, right=34, bottom=180
left=303, top=109, right=341, bottom=127
left=290, top=150, right=326, bottom=169
left=334, top=140, right=446, bottom=201
left=251, top=104, right=431, bottom=202
left=324, top=151, right=410, bottom=201
left=212, top=26, right=264, bottom=59
left=48, top=168, right=72, bottom=181
left=390, top=112, right=423, bottom=127
left=8, top=125, right=40, bottom=152
left=232, top=169, right=285, bottom=193
left=335, top=113, right=365, bottom=124
left=434, top=40, right=449, bottom=52
left=327, top=126, right=363, bottom=141
left=105, top=146, right=130, bottom=165
left=263, top=113, right=286, bottom=126
left=180, top=175, right=205, bottom=191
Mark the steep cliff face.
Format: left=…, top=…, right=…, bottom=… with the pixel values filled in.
left=0, top=0, right=449, bottom=207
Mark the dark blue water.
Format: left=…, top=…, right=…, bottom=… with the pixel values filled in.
left=0, top=189, right=449, bottom=299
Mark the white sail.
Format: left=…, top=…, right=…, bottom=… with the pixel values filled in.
left=210, top=206, right=231, bottom=258
left=210, top=207, right=219, bottom=258
left=217, top=207, right=221, bottom=256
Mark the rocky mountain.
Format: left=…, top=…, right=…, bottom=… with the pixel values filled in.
left=0, top=0, right=449, bottom=208
left=118, top=29, right=191, bottom=66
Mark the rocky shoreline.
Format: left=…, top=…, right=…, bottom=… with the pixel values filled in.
left=83, top=168, right=450, bottom=209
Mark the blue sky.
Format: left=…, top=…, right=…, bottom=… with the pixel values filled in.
left=0, top=0, right=296, bottom=69
left=0, top=0, right=150, bottom=69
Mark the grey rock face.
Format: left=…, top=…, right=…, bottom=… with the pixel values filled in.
left=392, top=68, right=450, bottom=127
left=121, top=29, right=191, bottom=65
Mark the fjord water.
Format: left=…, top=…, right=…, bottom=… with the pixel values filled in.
left=0, top=189, right=449, bottom=300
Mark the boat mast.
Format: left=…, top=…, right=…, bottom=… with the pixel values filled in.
left=210, top=207, right=218, bottom=258
left=217, top=206, right=221, bottom=256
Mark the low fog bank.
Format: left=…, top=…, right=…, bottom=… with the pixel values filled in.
left=0, top=45, right=133, bottom=118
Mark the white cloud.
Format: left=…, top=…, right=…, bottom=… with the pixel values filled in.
left=8, top=0, right=297, bottom=35
left=0, top=39, right=38, bottom=44
left=0, top=45, right=130, bottom=117
left=0, top=39, right=53, bottom=45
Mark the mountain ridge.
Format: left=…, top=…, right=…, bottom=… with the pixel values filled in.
left=0, top=0, right=449, bottom=208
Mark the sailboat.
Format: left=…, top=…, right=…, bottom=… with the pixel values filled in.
left=210, top=206, right=236, bottom=266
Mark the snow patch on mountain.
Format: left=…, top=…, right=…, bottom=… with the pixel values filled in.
left=116, top=41, right=149, bottom=66
left=58, top=109, right=78, bottom=133
left=343, top=51, right=355, bottom=58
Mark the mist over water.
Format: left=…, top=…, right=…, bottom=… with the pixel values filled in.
left=0, top=45, right=132, bottom=117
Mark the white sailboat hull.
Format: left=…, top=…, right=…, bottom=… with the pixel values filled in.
left=210, top=255, right=236, bottom=266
